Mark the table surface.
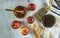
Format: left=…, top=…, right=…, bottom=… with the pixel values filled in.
left=0, top=0, right=60, bottom=38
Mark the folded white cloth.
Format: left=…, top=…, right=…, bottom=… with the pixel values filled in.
left=43, top=0, right=60, bottom=38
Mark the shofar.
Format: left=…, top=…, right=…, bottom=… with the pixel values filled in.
left=33, top=24, right=42, bottom=38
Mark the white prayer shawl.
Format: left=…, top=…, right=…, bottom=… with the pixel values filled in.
left=43, top=0, right=60, bottom=38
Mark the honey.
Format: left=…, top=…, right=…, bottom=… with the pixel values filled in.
left=6, top=6, right=27, bottom=18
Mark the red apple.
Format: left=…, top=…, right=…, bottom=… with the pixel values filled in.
left=21, top=26, right=30, bottom=35
left=27, top=16, right=34, bottom=24
left=11, top=20, right=21, bottom=29
left=28, top=3, right=36, bottom=11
